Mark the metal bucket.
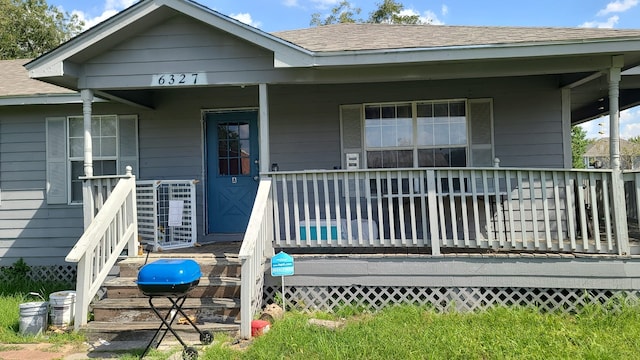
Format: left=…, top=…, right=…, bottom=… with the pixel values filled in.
left=19, top=301, right=48, bottom=335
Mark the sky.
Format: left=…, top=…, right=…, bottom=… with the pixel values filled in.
left=47, top=0, right=640, bottom=139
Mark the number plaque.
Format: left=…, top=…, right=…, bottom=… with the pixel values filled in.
left=151, top=73, right=207, bottom=86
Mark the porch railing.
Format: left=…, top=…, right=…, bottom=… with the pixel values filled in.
left=239, top=178, right=274, bottom=338
left=271, top=168, right=628, bottom=255
left=66, top=168, right=138, bottom=329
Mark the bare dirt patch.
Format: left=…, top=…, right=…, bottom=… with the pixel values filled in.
left=0, top=343, right=83, bottom=360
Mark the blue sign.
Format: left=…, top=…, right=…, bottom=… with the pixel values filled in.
left=271, top=251, right=294, bottom=277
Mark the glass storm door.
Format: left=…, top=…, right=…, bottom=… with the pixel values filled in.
left=205, top=111, right=259, bottom=233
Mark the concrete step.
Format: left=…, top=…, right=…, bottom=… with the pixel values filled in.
left=104, top=276, right=241, bottom=299
left=83, top=320, right=240, bottom=343
left=91, top=297, right=240, bottom=323
left=118, top=257, right=241, bottom=278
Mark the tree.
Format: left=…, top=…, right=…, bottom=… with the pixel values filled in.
left=311, top=0, right=426, bottom=26
left=368, top=0, right=422, bottom=24
left=571, top=125, right=590, bottom=168
left=311, top=0, right=361, bottom=26
left=0, top=0, right=83, bottom=60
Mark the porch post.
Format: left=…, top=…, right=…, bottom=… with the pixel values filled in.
left=607, top=56, right=630, bottom=255
left=608, top=56, right=623, bottom=171
left=259, top=84, right=270, bottom=174
left=81, top=89, right=94, bottom=176
left=81, top=89, right=94, bottom=229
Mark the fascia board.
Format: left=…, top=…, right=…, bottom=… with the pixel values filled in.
left=0, top=94, right=107, bottom=106
left=307, top=38, right=640, bottom=68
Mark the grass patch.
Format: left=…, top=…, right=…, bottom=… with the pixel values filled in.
left=0, top=269, right=82, bottom=345
left=195, top=304, right=640, bottom=360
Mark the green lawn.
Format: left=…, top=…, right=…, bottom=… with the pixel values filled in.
left=3, top=272, right=640, bottom=359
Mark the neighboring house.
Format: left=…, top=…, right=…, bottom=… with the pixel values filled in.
left=4, top=0, right=640, bottom=330
left=583, top=137, right=640, bottom=169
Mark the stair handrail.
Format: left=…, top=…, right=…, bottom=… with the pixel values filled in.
left=239, top=177, right=274, bottom=338
left=65, top=170, right=138, bottom=329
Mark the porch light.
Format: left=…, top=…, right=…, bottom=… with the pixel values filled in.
left=271, top=163, right=279, bottom=171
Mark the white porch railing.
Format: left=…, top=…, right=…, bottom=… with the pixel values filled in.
left=271, top=168, right=629, bottom=255
left=239, top=178, right=274, bottom=339
left=66, top=168, right=138, bottom=329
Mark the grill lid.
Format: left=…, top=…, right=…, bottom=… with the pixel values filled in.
left=137, top=259, right=202, bottom=286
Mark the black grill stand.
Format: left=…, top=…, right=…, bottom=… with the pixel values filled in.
left=140, top=294, right=213, bottom=359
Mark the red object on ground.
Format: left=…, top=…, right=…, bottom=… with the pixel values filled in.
left=251, top=320, right=271, bottom=337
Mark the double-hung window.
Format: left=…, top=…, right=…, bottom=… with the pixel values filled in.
left=340, top=98, right=493, bottom=170
left=46, top=114, right=138, bottom=204
left=364, top=100, right=468, bottom=169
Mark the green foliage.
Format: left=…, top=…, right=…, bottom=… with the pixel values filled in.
left=0, top=258, right=30, bottom=282
left=310, top=0, right=361, bottom=26
left=571, top=125, right=591, bottom=168
left=0, top=0, right=84, bottom=59
left=311, top=0, right=426, bottom=26
left=368, top=0, right=422, bottom=24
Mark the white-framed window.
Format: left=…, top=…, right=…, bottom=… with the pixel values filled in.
left=364, top=100, right=468, bottom=168
left=46, top=114, right=139, bottom=204
left=340, top=98, right=493, bottom=170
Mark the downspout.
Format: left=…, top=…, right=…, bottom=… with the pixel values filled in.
left=607, top=56, right=630, bottom=255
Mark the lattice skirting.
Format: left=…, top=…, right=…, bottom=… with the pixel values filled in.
left=263, top=285, right=640, bottom=313
left=0, top=265, right=76, bottom=284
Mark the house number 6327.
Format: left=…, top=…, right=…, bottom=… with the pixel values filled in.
left=151, top=72, right=207, bottom=86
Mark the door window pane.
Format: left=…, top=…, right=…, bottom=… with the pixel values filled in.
left=217, top=121, right=251, bottom=176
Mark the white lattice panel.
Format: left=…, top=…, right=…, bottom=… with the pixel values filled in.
left=264, top=285, right=640, bottom=313
left=136, top=180, right=197, bottom=251
left=0, top=265, right=76, bottom=284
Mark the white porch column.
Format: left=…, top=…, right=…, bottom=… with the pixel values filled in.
left=608, top=56, right=623, bottom=170
left=607, top=56, right=630, bottom=255
left=259, top=84, right=270, bottom=174
left=81, top=89, right=94, bottom=177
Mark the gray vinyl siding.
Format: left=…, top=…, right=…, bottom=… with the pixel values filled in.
left=0, top=103, right=142, bottom=266
left=0, top=75, right=565, bottom=265
left=268, top=76, right=563, bottom=171
left=82, top=14, right=274, bottom=89
left=0, top=106, right=81, bottom=266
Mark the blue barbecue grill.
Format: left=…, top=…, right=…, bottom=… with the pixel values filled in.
left=137, top=259, right=213, bottom=359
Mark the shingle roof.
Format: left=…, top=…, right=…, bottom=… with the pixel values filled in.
left=0, top=58, right=74, bottom=97
left=273, top=23, right=640, bottom=52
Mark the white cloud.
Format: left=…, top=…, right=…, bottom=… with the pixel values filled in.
left=581, top=106, right=640, bottom=139
left=283, top=0, right=299, bottom=6
left=398, top=8, right=444, bottom=25
left=441, top=5, right=449, bottom=16
left=310, top=0, right=340, bottom=9
left=621, top=106, right=640, bottom=138
left=597, top=0, right=639, bottom=16
left=70, top=0, right=139, bottom=30
left=231, top=13, right=262, bottom=28
left=579, top=15, right=619, bottom=28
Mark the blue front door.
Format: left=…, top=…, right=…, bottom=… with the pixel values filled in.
left=206, top=111, right=259, bottom=233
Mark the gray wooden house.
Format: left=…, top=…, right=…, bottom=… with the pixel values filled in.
left=4, top=0, right=640, bottom=338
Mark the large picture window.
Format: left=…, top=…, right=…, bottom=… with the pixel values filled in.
left=364, top=100, right=468, bottom=168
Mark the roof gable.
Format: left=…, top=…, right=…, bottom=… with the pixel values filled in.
left=26, top=0, right=312, bottom=80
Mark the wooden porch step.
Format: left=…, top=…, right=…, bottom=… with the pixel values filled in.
left=104, top=276, right=241, bottom=299
left=92, top=297, right=240, bottom=323
left=117, top=257, right=241, bottom=278
left=83, top=321, right=240, bottom=343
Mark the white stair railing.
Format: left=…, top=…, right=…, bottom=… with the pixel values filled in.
left=65, top=169, right=138, bottom=329
left=239, top=178, right=274, bottom=338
